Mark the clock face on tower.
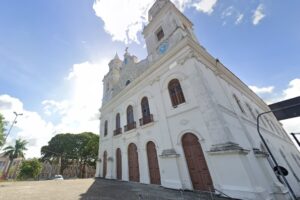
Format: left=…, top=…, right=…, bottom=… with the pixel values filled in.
left=158, top=42, right=169, bottom=54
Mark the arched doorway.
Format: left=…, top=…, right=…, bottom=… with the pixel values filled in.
left=103, top=151, right=107, bottom=178
left=147, top=141, right=161, bottom=185
left=116, top=148, right=122, bottom=180
left=182, top=133, right=213, bottom=191
left=128, top=143, right=140, bottom=182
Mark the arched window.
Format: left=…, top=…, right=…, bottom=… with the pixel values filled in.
left=106, top=83, right=109, bottom=92
left=125, top=105, right=136, bottom=131
left=116, top=113, right=121, bottom=129
left=127, top=105, right=134, bottom=124
left=245, top=103, right=256, bottom=120
left=140, top=97, right=153, bottom=125
left=168, top=79, right=185, bottom=107
left=233, top=94, right=245, bottom=114
left=126, top=80, right=131, bottom=86
left=104, top=120, right=108, bottom=136
left=114, top=113, right=122, bottom=135
left=141, top=97, right=150, bottom=117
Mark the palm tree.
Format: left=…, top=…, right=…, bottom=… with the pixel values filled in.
left=4, top=138, right=28, bottom=178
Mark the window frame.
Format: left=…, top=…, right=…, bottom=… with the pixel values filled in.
left=168, top=79, right=186, bottom=107
left=245, top=103, right=256, bottom=120
left=141, top=97, right=151, bottom=117
left=104, top=120, right=108, bottom=136
left=116, top=113, right=121, bottom=129
left=233, top=94, right=245, bottom=114
left=156, top=27, right=164, bottom=42
left=127, top=105, right=134, bottom=124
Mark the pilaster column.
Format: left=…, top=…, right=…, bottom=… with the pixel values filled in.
left=138, top=147, right=150, bottom=184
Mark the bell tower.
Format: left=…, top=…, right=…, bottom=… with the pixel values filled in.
left=102, top=53, right=122, bottom=104
left=143, top=0, right=198, bottom=62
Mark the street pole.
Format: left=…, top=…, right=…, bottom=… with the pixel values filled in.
left=291, top=133, right=300, bottom=147
left=257, top=102, right=300, bottom=200
left=3, top=112, right=23, bottom=145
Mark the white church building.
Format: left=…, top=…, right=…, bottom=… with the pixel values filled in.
left=96, top=0, right=300, bottom=199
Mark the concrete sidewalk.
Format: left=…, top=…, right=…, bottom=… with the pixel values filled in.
left=83, top=178, right=234, bottom=200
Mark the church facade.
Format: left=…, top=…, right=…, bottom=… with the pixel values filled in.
left=96, top=1, right=300, bottom=199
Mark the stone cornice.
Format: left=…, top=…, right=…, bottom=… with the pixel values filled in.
left=159, top=148, right=180, bottom=158
left=253, top=148, right=269, bottom=158
left=100, top=37, right=192, bottom=113
left=208, top=142, right=250, bottom=155
left=101, top=36, right=274, bottom=119
left=187, top=39, right=272, bottom=113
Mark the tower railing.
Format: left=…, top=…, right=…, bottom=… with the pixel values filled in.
left=124, top=122, right=136, bottom=132
left=113, top=128, right=122, bottom=136
left=139, top=114, right=154, bottom=126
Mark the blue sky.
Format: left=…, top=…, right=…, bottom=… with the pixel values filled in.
left=0, top=0, right=299, bottom=157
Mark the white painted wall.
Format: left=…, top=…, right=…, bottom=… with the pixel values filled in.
left=96, top=1, right=300, bottom=199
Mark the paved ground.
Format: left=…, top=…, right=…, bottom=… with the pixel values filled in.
left=0, top=178, right=233, bottom=200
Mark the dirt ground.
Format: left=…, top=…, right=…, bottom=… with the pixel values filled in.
left=0, top=178, right=93, bottom=200
left=0, top=178, right=231, bottom=200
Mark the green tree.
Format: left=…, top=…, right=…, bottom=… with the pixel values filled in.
left=41, top=133, right=77, bottom=174
left=41, top=132, right=99, bottom=177
left=3, top=138, right=28, bottom=178
left=0, top=113, right=6, bottom=147
left=18, top=159, right=42, bottom=180
left=76, top=132, right=99, bottom=177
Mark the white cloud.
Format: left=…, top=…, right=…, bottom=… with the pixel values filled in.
left=42, top=100, right=70, bottom=116
left=93, top=0, right=218, bottom=44
left=43, top=59, right=109, bottom=135
left=171, top=0, right=192, bottom=11
left=93, top=0, right=153, bottom=44
left=221, top=6, right=244, bottom=26
left=0, top=94, right=55, bottom=158
left=235, top=13, right=244, bottom=25
left=249, top=85, right=274, bottom=95
left=0, top=59, right=110, bottom=158
left=265, top=78, right=300, bottom=104
left=255, top=78, right=300, bottom=146
left=193, top=0, right=218, bottom=14
left=282, top=117, right=300, bottom=134
left=271, top=79, right=300, bottom=138
left=221, top=6, right=234, bottom=18
left=281, top=78, right=300, bottom=100
left=252, top=4, right=265, bottom=25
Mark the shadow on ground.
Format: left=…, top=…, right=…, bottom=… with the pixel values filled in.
left=80, top=178, right=235, bottom=200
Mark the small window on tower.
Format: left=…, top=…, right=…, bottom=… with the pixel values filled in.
left=156, top=27, right=164, bottom=41
left=106, top=83, right=109, bottom=92
left=183, top=24, right=188, bottom=30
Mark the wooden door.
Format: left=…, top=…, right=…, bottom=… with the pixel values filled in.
left=103, top=151, right=107, bottom=178
left=116, top=148, right=122, bottom=180
left=128, top=143, right=140, bottom=182
left=147, top=141, right=161, bottom=185
left=182, top=133, right=213, bottom=191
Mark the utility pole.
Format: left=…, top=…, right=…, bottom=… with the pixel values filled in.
left=1, top=112, right=23, bottom=149
left=257, top=103, right=300, bottom=200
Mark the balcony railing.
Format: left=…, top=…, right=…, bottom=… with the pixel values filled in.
left=139, top=114, right=154, bottom=126
left=124, top=122, right=136, bottom=132
left=113, top=128, right=122, bottom=136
